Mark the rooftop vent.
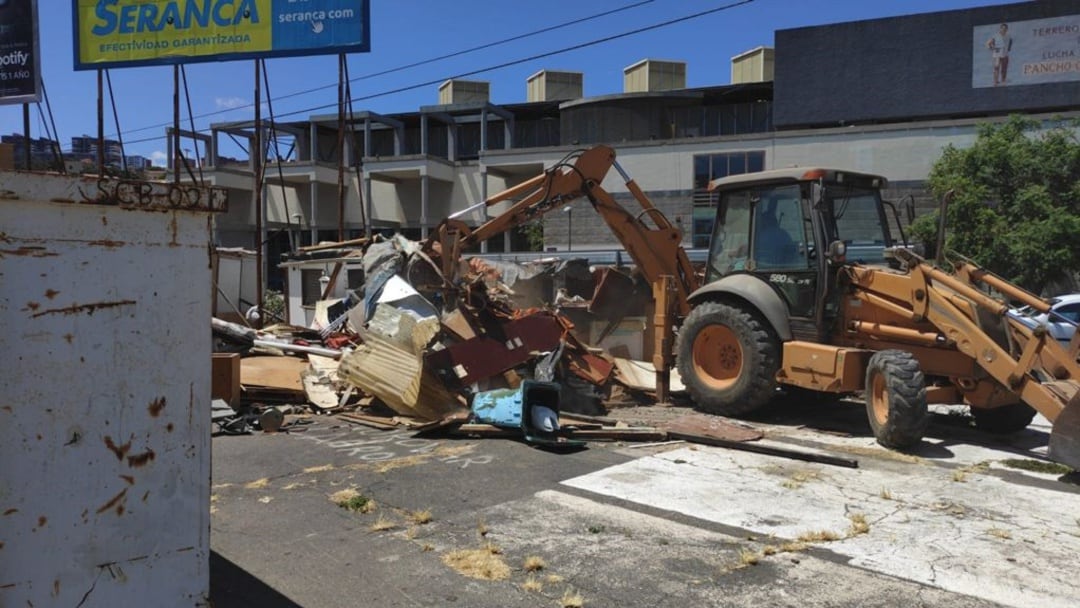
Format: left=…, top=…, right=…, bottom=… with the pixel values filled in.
left=438, top=79, right=490, bottom=105
left=527, top=70, right=584, bottom=102
left=730, top=47, right=774, bottom=84
left=623, top=59, right=686, bottom=93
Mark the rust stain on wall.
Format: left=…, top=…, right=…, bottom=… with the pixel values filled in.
left=119, top=475, right=134, bottom=485
left=88, top=239, right=126, bottom=248
left=0, top=406, right=10, bottom=413
left=148, top=397, right=167, bottom=417
left=23, top=301, right=39, bottom=312
left=63, top=334, right=74, bottom=344
left=127, top=450, right=156, bottom=468
left=3, top=508, right=17, bottom=516
left=169, top=214, right=179, bottom=247
left=37, top=516, right=46, bottom=528
left=31, top=300, right=136, bottom=319
left=166, top=423, right=174, bottom=433
left=0, top=246, right=58, bottom=258
left=53, top=579, right=59, bottom=597
left=104, top=436, right=132, bottom=461
left=96, top=488, right=128, bottom=514
left=44, top=289, right=60, bottom=299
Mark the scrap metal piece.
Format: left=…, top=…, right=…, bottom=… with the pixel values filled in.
left=426, top=312, right=565, bottom=386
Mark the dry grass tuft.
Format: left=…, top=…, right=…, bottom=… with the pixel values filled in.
left=370, top=516, right=396, bottom=531
left=560, top=588, right=585, bottom=608
left=409, top=509, right=433, bottom=525
left=546, top=574, right=564, bottom=584
left=762, top=545, right=778, bottom=556
left=952, top=470, right=968, bottom=483
left=523, top=556, right=546, bottom=572
left=372, top=455, right=430, bottom=474
left=847, top=513, right=870, bottom=537
left=797, top=529, right=841, bottom=543
left=522, top=575, right=544, bottom=593
left=477, top=518, right=490, bottom=537
left=738, top=549, right=761, bottom=566
left=441, top=548, right=511, bottom=581
left=421, top=543, right=435, bottom=552
left=281, top=482, right=303, bottom=490
left=484, top=541, right=503, bottom=555
left=879, top=488, right=893, bottom=500
left=303, top=464, right=335, bottom=473
left=780, top=541, right=808, bottom=553
left=987, top=528, right=1012, bottom=540
left=405, top=527, right=419, bottom=540
left=781, top=469, right=823, bottom=490
left=244, top=477, right=270, bottom=490
left=833, top=445, right=925, bottom=464
left=210, top=494, right=219, bottom=503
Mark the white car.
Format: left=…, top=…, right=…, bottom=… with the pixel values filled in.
left=1009, top=293, right=1080, bottom=347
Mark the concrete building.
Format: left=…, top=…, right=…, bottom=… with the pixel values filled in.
left=1, top=133, right=62, bottom=170
left=186, top=0, right=1079, bottom=276
left=70, top=135, right=124, bottom=167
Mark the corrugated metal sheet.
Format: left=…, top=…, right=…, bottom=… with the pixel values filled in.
left=338, top=325, right=464, bottom=421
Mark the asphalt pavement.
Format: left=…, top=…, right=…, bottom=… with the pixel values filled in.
left=210, top=399, right=1080, bottom=608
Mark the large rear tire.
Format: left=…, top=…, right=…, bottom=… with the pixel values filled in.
left=971, top=403, right=1036, bottom=434
left=676, top=301, right=780, bottom=416
left=864, top=350, right=929, bottom=449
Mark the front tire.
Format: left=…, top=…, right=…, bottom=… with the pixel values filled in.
left=865, top=350, right=929, bottom=449
left=676, top=301, right=780, bottom=416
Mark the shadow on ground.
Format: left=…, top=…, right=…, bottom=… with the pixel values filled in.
left=211, top=551, right=302, bottom=608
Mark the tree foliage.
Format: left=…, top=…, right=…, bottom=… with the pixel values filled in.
left=910, top=116, right=1080, bottom=294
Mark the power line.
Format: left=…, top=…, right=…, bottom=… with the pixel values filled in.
left=123, top=0, right=755, bottom=148
left=114, top=0, right=655, bottom=139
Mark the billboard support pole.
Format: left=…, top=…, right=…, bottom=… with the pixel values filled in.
left=254, top=59, right=264, bottom=327
left=173, top=66, right=181, bottom=185
left=336, top=53, right=347, bottom=242
left=106, top=71, right=127, bottom=174
left=342, top=60, right=367, bottom=235
left=97, top=70, right=105, bottom=174
left=22, top=104, right=31, bottom=170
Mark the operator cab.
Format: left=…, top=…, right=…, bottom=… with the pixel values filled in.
left=706, top=168, right=894, bottom=338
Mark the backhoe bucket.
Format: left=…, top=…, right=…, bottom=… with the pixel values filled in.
left=1048, top=387, right=1080, bottom=471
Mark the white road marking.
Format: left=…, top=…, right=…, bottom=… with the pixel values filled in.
left=562, top=445, right=1080, bottom=608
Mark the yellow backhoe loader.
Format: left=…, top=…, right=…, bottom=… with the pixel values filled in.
left=427, top=145, right=1080, bottom=469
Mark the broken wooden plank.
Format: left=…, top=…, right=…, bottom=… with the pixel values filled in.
left=667, top=431, right=859, bottom=468
left=336, top=412, right=400, bottom=430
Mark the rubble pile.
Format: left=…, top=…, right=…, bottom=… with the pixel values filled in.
left=209, top=234, right=728, bottom=447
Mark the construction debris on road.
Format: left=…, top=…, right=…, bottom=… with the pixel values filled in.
left=208, top=233, right=782, bottom=456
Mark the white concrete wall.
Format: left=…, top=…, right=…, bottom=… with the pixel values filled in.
left=0, top=176, right=213, bottom=606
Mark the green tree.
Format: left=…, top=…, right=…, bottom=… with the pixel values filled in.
left=911, top=116, right=1080, bottom=293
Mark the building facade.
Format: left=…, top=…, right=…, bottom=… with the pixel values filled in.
left=188, top=0, right=1079, bottom=267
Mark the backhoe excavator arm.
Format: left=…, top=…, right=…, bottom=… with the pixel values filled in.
left=427, top=145, right=698, bottom=315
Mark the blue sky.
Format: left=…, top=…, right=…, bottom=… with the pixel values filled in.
left=3, top=0, right=1017, bottom=164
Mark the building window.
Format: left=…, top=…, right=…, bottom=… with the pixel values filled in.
left=691, top=151, right=765, bottom=248
left=301, top=269, right=323, bottom=306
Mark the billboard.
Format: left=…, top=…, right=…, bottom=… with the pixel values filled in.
left=774, top=0, right=1080, bottom=129
left=72, top=0, right=370, bottom=70
left=0, top=0, right=41, bottom=104
left=972, top=15, right=1080, bottom=88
